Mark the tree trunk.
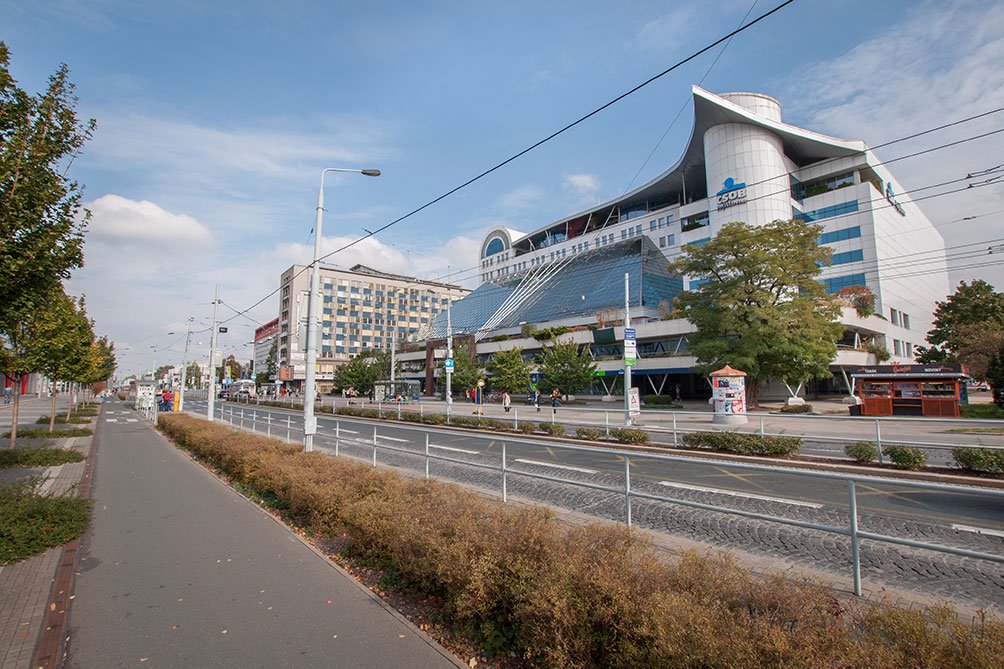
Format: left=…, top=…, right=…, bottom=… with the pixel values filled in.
left=746, top=377, right=761, bottom=409
left=49, top=384, right=57, bottom=432
left=8, top=377, right=20, bottom=448
left=66, top=382, right=73, bottom=420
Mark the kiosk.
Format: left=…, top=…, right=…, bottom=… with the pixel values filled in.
left=852, top=363, right=967, bottom=417
left=710, top=365, right=748, bottom=425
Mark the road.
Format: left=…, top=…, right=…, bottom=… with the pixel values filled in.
left=183, top=398, right=1004, bottom=614
left=67, top=402, right=463, bottom=668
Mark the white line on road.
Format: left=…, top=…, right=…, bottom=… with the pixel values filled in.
left=105, top=418, right=118, bottom=423
left=429, top=443, right=479, bottom=455
left=126, top=419, right=138, bottom=423
left=657, top=481, right=823, bottom=509
left=952, top=523, right=1004, bottom=538
left=514, top=459, right=598, bottom=475
left=376, top=435, right=409, bottom=443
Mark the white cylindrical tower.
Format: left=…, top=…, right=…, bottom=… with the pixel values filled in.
left=704, top=92, right=791, bottom=228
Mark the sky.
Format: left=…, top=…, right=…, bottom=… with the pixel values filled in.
left=3, top=0, right=1003, bottom=378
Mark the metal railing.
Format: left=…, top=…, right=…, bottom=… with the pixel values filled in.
left=211, top=403, right=1004, bottom=598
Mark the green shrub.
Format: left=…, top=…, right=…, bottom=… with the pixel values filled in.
left=779, top=403, right=813, bottom=413
left=885, top=445, right=928, bottom=471
left=845, top=441, right=878, bottom=464
left=538, top=422, right=565, bottom=437
left=682, top=431, right=801, bottom=457
left=3, top=427, right=92, bottom=439
left=951, top=447, right=1004, bottom=476
left=518, top=422, right=538, bottom=434
left=609, top=428, right=650, bottom=444
left=575, top=427, right=604, bottom=440
left=35, top=415, right=91, bottom=425
left=642, top=395, right=682, bottom=407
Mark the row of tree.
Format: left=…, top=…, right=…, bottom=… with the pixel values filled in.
left=0, top=42, right=115, bottom=445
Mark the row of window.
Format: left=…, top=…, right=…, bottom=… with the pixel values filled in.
left=892, top=339, right=915, bottom=358
left=819, top=225, right=861, bottom=244
left=821, top=273, right=866, bottom=293
left=890, top=307, right=912, bottom=330
left=794, top=199, right=859, bottom=223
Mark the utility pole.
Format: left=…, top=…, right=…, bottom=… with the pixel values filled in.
left=207, top=285, right=220, bottom=422
left=624, top=272, right=633, bottom=426
left=446, top=296, right=453, bottom=416
left=178, top=316, right=193, bottom=412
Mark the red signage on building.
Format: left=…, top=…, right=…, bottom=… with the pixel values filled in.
left=254, top=317, right=280, bottom=342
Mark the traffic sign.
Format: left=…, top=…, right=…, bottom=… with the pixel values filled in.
left=444, top=359, right=454, bottom=370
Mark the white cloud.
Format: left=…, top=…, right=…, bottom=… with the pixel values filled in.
left=87, top=194, right=212, bottom=246
left=778, top=0, right=1004, bottom=289
left=494, top=185, right=544, bottom=213
left=563, top=173, right=603, bottom=205
left=634, top=7, right=697, bottom=50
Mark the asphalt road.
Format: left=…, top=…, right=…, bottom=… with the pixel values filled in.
left=184, top=398, right=1004, bottom=614
left=67, top=402, right=462, bottom=668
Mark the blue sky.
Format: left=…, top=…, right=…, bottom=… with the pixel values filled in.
left=3, top=0, right=1003, bottom=377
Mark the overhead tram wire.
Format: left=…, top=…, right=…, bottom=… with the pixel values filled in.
left=213, top=0, right=798, bottom=326
left=624, top=0, right=761, bottom=193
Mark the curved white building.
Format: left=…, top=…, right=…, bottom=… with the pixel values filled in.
left=423, top=86, right=951, bottom=398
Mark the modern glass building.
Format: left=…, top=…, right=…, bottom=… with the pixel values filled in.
left=410, top=87, right=951, bottom=399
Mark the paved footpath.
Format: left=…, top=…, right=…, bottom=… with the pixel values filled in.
left=1, top=400, right=463, bottom=668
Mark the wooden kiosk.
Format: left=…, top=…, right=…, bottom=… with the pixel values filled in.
left=851, top=363, right=967, bottom=417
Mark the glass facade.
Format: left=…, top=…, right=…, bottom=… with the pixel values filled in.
left=429, top=237, right=683, bottom=337
left=821, top=273, right=867, bottom=293
left=819, top=225, right=862, bottom=244
left=795, top=200, right=859, bottom=223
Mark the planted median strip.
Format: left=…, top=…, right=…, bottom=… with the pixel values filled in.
left=158, top=412, right=1004, bottom=668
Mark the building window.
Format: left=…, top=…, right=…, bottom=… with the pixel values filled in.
left=649, top=220, right=657, bottom=231
left=681, top=213, right=710, bottom=232
left=689, top=278, right=709, bottom=290
left=821, top=273, right=867, bottom=293
left=890, top=308, right=900, bottom=326
left=902, top=313, right=911, bottom=330
left=830, top=249, right=864, bottom=266
left=818, top=226, right=862, bottom=244
left=659, top=236, right=666, bottom=248
left=795, top=200, right=859, bottom=223
left=686, top=237, right=711, bottom=248
left=893, top=339, right=903, bottom=356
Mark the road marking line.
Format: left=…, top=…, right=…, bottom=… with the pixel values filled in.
left=429, top=444, right=479, bottom=455
left=657, top=481, right=823, bottom=509
left=106, top=419, right=119, bottom=423
left=376, top=435, right=409, bottom=443
left=514, top=459, right=598, bottom=475
left=126, top=419, right=138, bottom=423
left=952, top=523, right=1004, bottom=538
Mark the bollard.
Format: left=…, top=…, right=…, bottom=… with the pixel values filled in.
left=672, top=412, right=678, bottom=446
left=875, top=419, right=884, bottom=464
left=502, top=442, right=508, bottom=503
left=605, top=411, right=610, bottom=438
left=513, top=407, right=518, bottom=431
left=759, top=415, right=765, bottom=438
left=624, top=455, right=632, bottom=527
left=424, top=433, right=430, bottom=479
left=848, top=480, right=862, bottom=596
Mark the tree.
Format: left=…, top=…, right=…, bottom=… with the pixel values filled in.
left=916, top=280, right=1004, bottom=376
left=332, top=351, right=389, bottom=395
left=0, top=42, right=95, bottom=323
left=216, top=355, right=241, bottom=383
left=986, top=343, right=1004, bottom=409
left=185, top=363, right=202, bottom=388
left=668, top=220, right=842, bottom=407
left=537, top=338, right=597, bottom=397
left=486, top=347, right=532, bottom=393
left=265, top=340, right=277, bottom=380
left=439, top=341, right=480, bottom=396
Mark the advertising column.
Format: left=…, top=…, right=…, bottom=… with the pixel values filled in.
left=710, top=365, right=748, bottom=425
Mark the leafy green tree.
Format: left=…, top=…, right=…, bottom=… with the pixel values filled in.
left=438, top=340, right=480, bottom=397
left=216, top=355, right=241, bottom=383
left=537, top=338, right=597, bottom=397
left=332, top=351, right=386, bottom=395
left=986, top=343, right=1004, bottom=409
left=668, top=220, right=842, bottom=407
left=916, top=280, right=1004, bottom=376
left=0, top=43, right=95, bottom=323
left=486, top=347, right=532, bottom=394
left=185, top=363, right=202, bottom=388
left=265, top=340, right=277, bottom=380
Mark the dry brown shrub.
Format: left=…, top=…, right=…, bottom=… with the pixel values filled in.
left=157, top=414, right=1004, bottom=669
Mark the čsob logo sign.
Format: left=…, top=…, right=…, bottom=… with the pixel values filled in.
left=716, top=177, right=747, bottom=210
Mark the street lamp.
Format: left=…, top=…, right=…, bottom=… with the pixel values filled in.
left=303, top=167, right=381, bottom=452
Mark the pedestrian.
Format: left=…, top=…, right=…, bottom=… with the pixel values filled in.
left=502, top=390, right=511, bottom=413
left=534, top=388, right=541, bottom=412
left=675, top=383, right=682, bottom=402
left=551, top=387, right=561, bottom=410
left=3, top=385, right=11, bottom=404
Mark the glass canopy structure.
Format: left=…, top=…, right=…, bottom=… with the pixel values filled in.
left=429, top=236, right=682, bottom=339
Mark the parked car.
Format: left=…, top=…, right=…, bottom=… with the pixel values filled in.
left=968, top=382, right=990, bottom=392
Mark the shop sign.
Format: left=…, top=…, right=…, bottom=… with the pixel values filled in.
left=716, top=177, right=747, bottom=210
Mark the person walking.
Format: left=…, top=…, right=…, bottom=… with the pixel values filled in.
left=675, top=383, right=682, bottom=402
left=502, top=390, right=511, bottom=413
left=550, top=388, right=561, bottom=413
left=534, top=388, right=541, bottom=412
left=3, top=385, right=11, bottom=404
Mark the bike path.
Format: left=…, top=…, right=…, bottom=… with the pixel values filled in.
left=66, top=403, right=462, bottom=668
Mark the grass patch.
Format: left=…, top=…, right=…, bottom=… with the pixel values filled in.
left=3, top=427, right=92, bottom=439
left=960, top=404, right=1004, bottom=419
left=947, top=427, right=1004, bottom=435
left=157, top=413, right=1004, bottom=668
left=0, top=480, right=92, bottom=564
left=35, top=415, right=93, bottom=425
left=0, top=447, right=85, bottom=468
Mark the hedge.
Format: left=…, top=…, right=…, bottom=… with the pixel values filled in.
left=951, top=447, right=1004, bottom=476
left=156, top=413, right=1004, bottom=668
left=682, top=431, right=802, bottom=457
left=885, top=445, right=928, bottom=471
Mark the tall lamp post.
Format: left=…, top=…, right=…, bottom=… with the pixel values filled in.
left=303, top=167, right=381, bottom=452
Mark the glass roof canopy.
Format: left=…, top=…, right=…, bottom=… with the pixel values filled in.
left=429, top=237, right=682, bottom=339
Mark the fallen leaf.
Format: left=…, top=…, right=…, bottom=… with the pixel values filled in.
left=468, top=658, right=478, bottom=668
left=325, top=600, right=332, bottom=605
left=140, top=658, right=149, bottom=663
left=221, top=629, right=228, bottom=635
left=398, top=635, right=405, bottom=639
left=49, top=603, right=56, bottom=611
left=332, top=635, right=338, bottom=639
